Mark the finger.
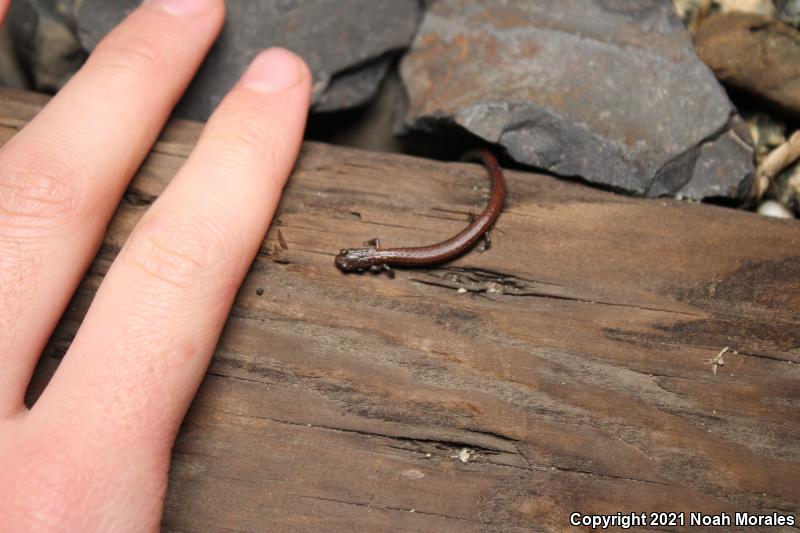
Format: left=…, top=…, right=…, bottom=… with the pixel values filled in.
left=33, top=49, right=311, bottom=510
left=0, top=0, right=225, bottom=416
left=0, top=0, right=9, bottom=23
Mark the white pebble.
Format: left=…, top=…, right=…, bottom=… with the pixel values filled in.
left=758, top=200, right=793, bottom=219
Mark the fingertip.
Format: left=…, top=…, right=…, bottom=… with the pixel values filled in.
left=135, top=0, right=226, bottom=44
left=143, top=0, right=225, bottom=19
left=241, top=47, right=312, bottom=96
left=0, top=0, right=9, bottom=23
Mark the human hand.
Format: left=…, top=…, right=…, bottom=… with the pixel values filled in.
left=0, top=0, right=311, bottom=529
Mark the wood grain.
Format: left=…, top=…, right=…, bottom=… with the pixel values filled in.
left=2, top=88, right=799, bottom=532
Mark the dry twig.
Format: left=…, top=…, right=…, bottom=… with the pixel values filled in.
left=705, top=346, right=729, bottom=375
left=751, top=130, right=800, bottom=202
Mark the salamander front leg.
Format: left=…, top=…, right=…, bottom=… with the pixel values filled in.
left=364, top=238, right=381, bottom=249
left=369, top=263, right=395, bottom=279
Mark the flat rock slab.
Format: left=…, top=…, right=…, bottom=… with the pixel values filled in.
left=400, top=0, right=754, bottom=199
left=695, top=12, right=800, bottom=119
left=3, top=88, right=799, bottom=531
left=77, top=0, right=421, bottom=119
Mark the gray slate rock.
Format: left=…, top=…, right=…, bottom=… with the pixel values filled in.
left=77, top=0, right=421, bottom=120
left=0, top=24, right=28, bottom=89
left=7, top=0, right=85, bottom=92
left=399, top=0, right=754, bottom=199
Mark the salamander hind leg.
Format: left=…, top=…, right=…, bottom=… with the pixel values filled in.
left=468, top=211, right=491, bottom=252
left=479, top=229, right=492, bottom=252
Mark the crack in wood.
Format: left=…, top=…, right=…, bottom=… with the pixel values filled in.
left=209, top=405, right=515, bottom=455
left=203, top=396, right=691, bottom=491
left=290, top=494, right=521, bottom=529
left=734, top=350, right=799, bottom=364
left=412, top=267, right=703, bottom=317
left=216, top=401, right=680, bottom=492
left=546, top=464, right=671, bottom=487
left=607, top=329, right=799, bottom=365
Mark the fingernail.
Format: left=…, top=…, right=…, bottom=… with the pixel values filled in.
left=241, top=48, right=305, bottom=93
left=145, top=0, right=214, bottom=16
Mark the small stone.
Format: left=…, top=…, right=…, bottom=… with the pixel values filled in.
left=672, top=0, right=707, bottom=24
left=757, top=199, right=794, bottom=219
left=717, top=0, right=775, bottom=17
left=672, top=0, right=776, bottom=33
left=457, top=448, right=473, bottom=463
left=457, top=288, right=468, bottom=294
left=694, top=13, right=800, bottom=118
left=777, top=0, right=800, bottom=28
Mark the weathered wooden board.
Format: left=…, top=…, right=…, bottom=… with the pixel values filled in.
left=2, top=88, right=799, bottom=532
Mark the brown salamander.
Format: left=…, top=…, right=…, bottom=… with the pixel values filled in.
left=335, top=149, right=506, bottom=277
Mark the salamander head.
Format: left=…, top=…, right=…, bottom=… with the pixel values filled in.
left=335, top=248, right=378, bottom=273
